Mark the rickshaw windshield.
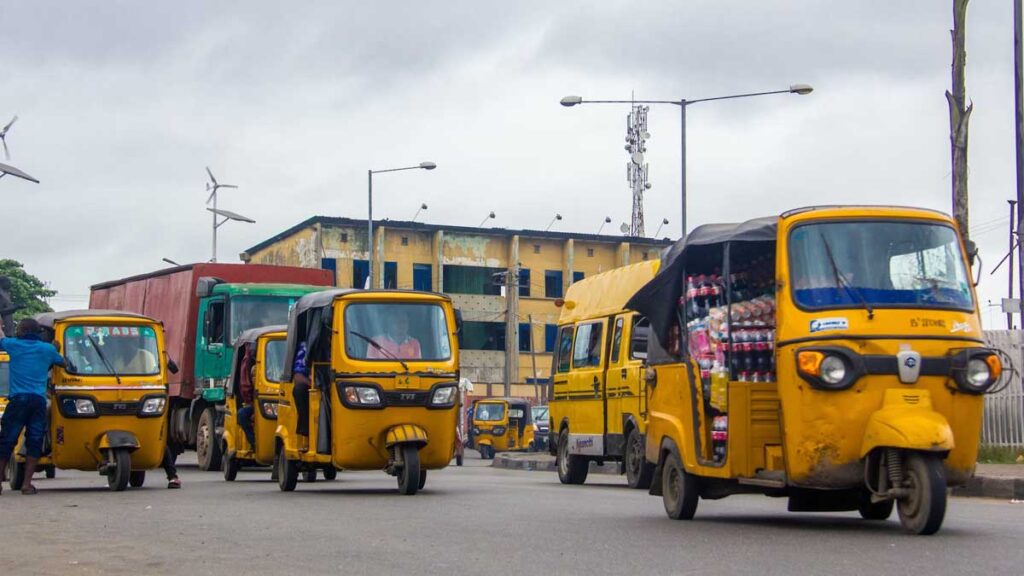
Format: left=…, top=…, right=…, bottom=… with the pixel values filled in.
left=790, top=221, right=974, bottom=311
left=0, top=360, right=9, bottom=397
left=230, top=297, right=297, bottom=343
left=264, top=339, right=288, bottom=383
left=475, top=403, right=505, bottom=421
left=63, top=325, right=161, bottom=376
left=344, top=302, right=452, bottom=361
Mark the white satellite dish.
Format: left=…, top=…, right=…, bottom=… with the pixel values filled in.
left=641, top=131, right=651, bottom=140
left=631, top=152, right=644, bottom=165
left=619, top=223, right=630, bottom=234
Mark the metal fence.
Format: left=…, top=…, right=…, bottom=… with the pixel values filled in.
left=982, top=330, right=1024, bottom=449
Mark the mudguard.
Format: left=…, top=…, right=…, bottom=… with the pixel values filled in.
left=385, top=424, right=429, bottom=448
left=100, top=430, right=141, bottom=451
left=860, top=389, right=954, bottom=458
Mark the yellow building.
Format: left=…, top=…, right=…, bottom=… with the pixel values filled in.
left=241, top=216, right=673, bottom=399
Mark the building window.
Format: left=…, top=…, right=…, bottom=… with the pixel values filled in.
left=533, top=244, right=541, bottom=254
left=544, top=324, right=558, bottom=352
left=518, top=269, right=530, bottom=297
left=519, top=323, right=532, bottom=352
left=384, top=262, right=398, bottom=289
left=442, top=265, right=504, bottom=295
left=413, top=263, right=432, bottom=291
left=352, top=260, right=369, bottom=289
left=458, top=321, right=506, bottom=350
left=544, top=270, right=563, bottom=298
left=340, top=232, right=349, bottom=243
left=587, top=248, right=594, bottom=257
left=321, top=258, right=338, bottom=286
left=573, top=271, right=585, bottom=284
left=642, top=251, right=649, bottom=260
left=401, top=236, right=409, bottom=246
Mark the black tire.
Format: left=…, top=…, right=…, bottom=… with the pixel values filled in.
left=107, top=449, right=131, bottom=492
left=9, top=459, right=25, bottom=491
left=896, top=452, right=947, bottom=535
left=270, top=454, right=279, bottom=482
left=303, top=468, right=317, bottom=483
left=129, top=471, right=146, bottom=488
left=556, top=430, right=588, bottom=485
left=277, top=450, right=298, bottom=492
left=456, top=454, right=464, bottom=467
left=322, top=466, right=337, bottom=481
left=858, top=490, right=894, bottom=521
left=196, top=408, right=223, bottom=472
left=397, top=444, right=421, bottom=495
left=625, top=427, right=655, bottom=490
left=662, top=451, right=699, bottom=520
left=45, top=466, right=56, bottom=479
left=418, top=469, right=427, bottom=490
left=222, top=450, right=238, bottom=482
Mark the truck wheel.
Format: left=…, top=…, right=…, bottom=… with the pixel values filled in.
left=896, top=453, right=946, bottom=535
left=107, top=449, right=132, bottom=492
left=129, top=471, right=146, bottom=488
left=557, top=430, right=588, bottom=485
left=8, top=459, right=25, bottom=491
left=625, top=427, right=654, bottom=490
left=397, top=445, right=421, bottom=495
left=662, top=451, right=699, bottom=520
left=277, top=452, right=298, bottom=492
left=196, top=408, right=223, bottom=472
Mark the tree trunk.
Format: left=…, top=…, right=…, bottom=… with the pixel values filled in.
left=947, top=0, right=972, bottom=242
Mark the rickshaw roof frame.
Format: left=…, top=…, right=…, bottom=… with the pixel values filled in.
left=236, top=325, right=288, bottom=346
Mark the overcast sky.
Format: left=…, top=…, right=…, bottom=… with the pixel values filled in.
left=1, top=1, right=1020, bottom=325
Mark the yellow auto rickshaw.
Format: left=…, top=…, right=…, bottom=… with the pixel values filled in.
left=10, top=311, right=174, bottom=491
left=275, top=289, right=461, bottom=495
left=472, top=398, right=536, bottom=459
left=221, top=325, right=312, bottom=481
left=624, top=206, right=1008, bottom=535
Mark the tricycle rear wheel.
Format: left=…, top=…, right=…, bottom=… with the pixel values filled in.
left=222, top=450, right=238, bottom=482
left=397, top=444, right=421, bottom=495
left=303, top=468, right=317, bottom=483
left=45, top=466, right=56, bottom=479
left=107, top=449, right=131, bottom=492
left=857, top=490, right=893, bottom=520
left=896, top=453, right=946, bottom=535
left=8, top=459, right=25, bottom=491
left=322, top=466, right=337, bottom=481
left=277, top=451, right=298, bottom=492
left=129, top=471, right=146, bottom=488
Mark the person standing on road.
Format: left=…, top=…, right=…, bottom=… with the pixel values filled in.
left=0, top=318, right=64, bottom=495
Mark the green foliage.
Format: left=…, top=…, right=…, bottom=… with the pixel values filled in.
left=977, top=444, right=1024, bottom=465
left=0, top=259, right=56, bottom=321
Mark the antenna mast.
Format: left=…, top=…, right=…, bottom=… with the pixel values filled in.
left=626, top=104, right=650, bottom=237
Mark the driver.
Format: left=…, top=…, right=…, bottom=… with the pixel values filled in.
left=367, top=315, right=421, bottom=360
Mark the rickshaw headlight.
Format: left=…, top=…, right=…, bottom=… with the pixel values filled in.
left=819, top=356, right=847, bottom=385
left=343, top=386, right=381, bottom=406
left=964, top=358, right=992, bottom=389
left=72, top=398, right=96, bottom=415
left=492, top=426, right=507, bottom=436
left=140, top=397, right=166, bottom=415
left=430, top=385, right=457, bottom=406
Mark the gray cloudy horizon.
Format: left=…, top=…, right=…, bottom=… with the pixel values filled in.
left=1, top=0, right=1020, bottom=326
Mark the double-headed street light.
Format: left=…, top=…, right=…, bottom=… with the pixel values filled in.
left=561, top=84, right=813, bottom=235
left=368, top=161, right=436, bottom=287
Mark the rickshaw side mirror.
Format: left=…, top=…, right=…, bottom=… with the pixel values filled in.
left=454, top=309, right=464, bottom=335
left=167, top=359, right=179, bottom=374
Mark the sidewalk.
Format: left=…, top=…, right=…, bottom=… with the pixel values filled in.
left=491, top=453, right=1024, bottom=500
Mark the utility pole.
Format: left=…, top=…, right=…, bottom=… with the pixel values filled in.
left=948, top=0, right=973, bottom=242
left=1015, top=0, right=1024, bottom=333
left=528, top=313, right=540, bottom=401
left=496, top=266, right=520, bottom=397
left=1009, top=200, right=1018, bottom=329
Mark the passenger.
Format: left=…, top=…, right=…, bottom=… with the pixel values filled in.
left=0, top=318, right=65, bottom=495
left=367, top=315, right=421, bottom=359
left=292, top=341, right=311, bottom=451
left=236, top=343, right=257, bottom=449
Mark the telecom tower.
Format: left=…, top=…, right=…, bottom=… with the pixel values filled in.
left=626, top=105, right=651, bottom=237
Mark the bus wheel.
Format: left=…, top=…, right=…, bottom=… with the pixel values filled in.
left=397, top=445, right=421, bottom=495
left=129, top=471, right=146, bottom=488
left=896, top=453, right=946, bottom=535
left=107, top=449, right=131, bottom=492
left=196, top=408, right=223, bottom=472
left=8, top=459, right=25, bottom=491
left=557, top=430, right=588, bottom=485
left=662, top=451, right=698, bottom=520
left=277, top=452, right=298, bottom=492
left=625, top=427, right=654, bottom=490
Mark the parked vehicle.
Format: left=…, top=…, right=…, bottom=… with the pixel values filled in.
left=9, top=311, right=174, bottom=491
left=89, top=262, right=333, bottom=470
left=275, top=289, right=461, bottom=495
left=627, top=206, right=1007, bottom=535
left=550, top=260, right=659, bottom=488
left=531, top=405, right=549, bottom=452
left=473, top=398, right=535, bottom=459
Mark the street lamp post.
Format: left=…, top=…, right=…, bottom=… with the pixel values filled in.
left=561, top=84, right=813, bottom=235
left=368, top=162, right=436, bottom=288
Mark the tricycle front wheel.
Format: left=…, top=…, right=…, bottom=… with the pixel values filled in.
left=107, top=449, right=131, bottom=492
left=397, top=445, right=421, bottom=495
left=896, top=453, right=946, bottom=535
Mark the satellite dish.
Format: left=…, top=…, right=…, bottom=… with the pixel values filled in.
left=641, top=131, right=651, bottom=140
left=619, top=223, right=630, bottom=234
left=631, top=152, right=644, bottom=165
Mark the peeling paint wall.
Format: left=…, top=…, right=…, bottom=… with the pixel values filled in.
left=249, top=227, right=318, bottom=268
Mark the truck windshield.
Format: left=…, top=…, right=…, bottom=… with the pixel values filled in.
left=264, top=338, right=287, bottom=383
left=790, top=221, right=974, bottom=311
left=476, top=403, right=505, bottom=422
left=63, top=325, right=161, bottom=376
left=230, top=296, right=296, bottom=343
left=0, top=359, right=9, bottom=397
left=344, top=303, right=452, bottom=361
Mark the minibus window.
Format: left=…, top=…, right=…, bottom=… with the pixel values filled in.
left=556, top=326, right=573, bottom=373
left=573, top=322, right=603, bottom=368
left=630, top=317, right=649, bottom=360
left=610, top=317, right=624, bottom=364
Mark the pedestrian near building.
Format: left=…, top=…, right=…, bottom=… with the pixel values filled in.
left=0, top=318, right=64, bottom=495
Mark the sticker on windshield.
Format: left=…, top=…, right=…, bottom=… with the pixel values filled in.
left=810, top=317, right=849, bottom=333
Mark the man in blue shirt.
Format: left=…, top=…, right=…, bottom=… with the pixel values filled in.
left=0, top=318, right=64, bottom=495
left=292, top=341, right=310, bottom=452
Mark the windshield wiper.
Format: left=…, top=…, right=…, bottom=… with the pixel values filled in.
left=86, top=332, right=122, bottom=385
left=348, top=330, right=410, bottom=372
left=820, top=234, right=874, bottom=320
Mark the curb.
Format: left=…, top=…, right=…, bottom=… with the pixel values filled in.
left=492, top=455, right=1024, bottom=500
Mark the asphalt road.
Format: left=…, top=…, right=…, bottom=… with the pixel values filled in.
left=1, top=453, right=1022, bottom=576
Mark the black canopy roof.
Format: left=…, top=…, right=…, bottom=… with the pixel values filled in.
left=625, top=216, right=777, bottom=345
left=236, top=324, right=288, bottom=346
left=35, top=309, right=155, bottom=328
